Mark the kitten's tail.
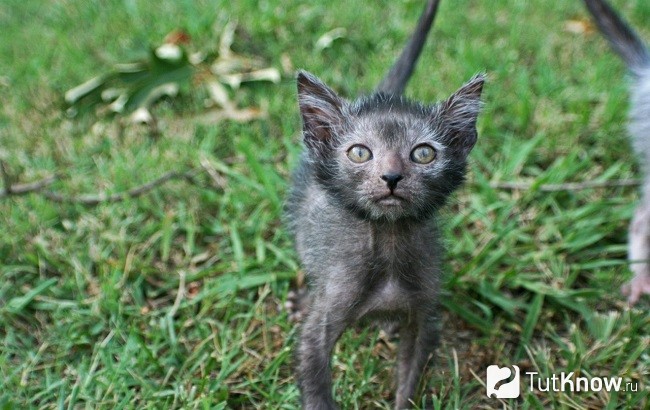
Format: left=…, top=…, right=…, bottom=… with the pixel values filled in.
left=583, top=0, right=650, bottom=75
left=376, top=0, right=441, bottom=95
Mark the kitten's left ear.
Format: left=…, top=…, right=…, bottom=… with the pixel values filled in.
left=297, top=71, right=345, bottom=150
left=440, top=73, right=485, bottom=156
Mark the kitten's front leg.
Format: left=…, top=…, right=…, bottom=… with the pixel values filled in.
left=624, top=198, right=650, bottom=304
left=296, top=294, right=353, bottom=410
left=395, top=322, right=418, bottom=409
left=394, top=311, right=438, bottom=410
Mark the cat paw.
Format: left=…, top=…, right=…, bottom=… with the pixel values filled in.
left=379, top=321, right=400, bottom=340
left=285, top=287, right=310, bottom=322
left=621, top=273, right=650, bottom=306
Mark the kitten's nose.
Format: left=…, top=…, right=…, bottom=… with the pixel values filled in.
left=381, top=173, right=403, bottom=190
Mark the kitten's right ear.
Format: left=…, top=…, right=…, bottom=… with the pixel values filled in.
left=297, top=71, right=344, bottom=148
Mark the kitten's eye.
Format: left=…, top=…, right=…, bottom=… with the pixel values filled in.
left=410, top=144, right=436, bottom=164
left=347, top=145, right=373, bottom=163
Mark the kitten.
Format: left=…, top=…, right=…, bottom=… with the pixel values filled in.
left=583, top=0, right=650, bottom=305
left=284, top=0, right=485, bottom=408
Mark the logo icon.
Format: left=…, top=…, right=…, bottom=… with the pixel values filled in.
left=486, top=365, right=520, bottom=398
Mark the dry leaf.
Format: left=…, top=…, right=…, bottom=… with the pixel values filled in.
left=64, top=19, right=278, bottom=127
left=65, top=47, right=192, bottom=116
left=164, top=29, right=191, bottom=45
left=210, top=21, right=280, bottom=88
left=130, top=107, right=153, bottom=124
left=155, top=44, right=183, bottom=61
left=65, top=76, right=105, bottom=105
left=315, top=27, right=347, bottom=51
left=206, top=80, right=231, bottom=108
left=187, top=281, right=201, bottom=298
left=281, top=53, right=293, bottom=75
left=193, top=105, right=266, bottom=124
left=219, top=21, right=237, bottom=58
left=140, top=83, right=179, bottom=107
left=219, top=67, right=280, bottom=89
left=564, top=18, right=594, bottom=35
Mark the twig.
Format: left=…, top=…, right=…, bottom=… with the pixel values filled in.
left=0, top=174, right=58, bottom=199
left=42, top=170, right=191, bottom=205
left=0, top=160, right=12, bottom=195
left=489, top=179, right=642, bottom=192
left=0, top=169, right=200, bottom=205
left=199, top=156, right=227, bottom=189
left=167, top=270, right=186, bottom=319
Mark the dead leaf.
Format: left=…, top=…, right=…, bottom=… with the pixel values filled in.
left=219, top=21, right=237, bottom=58
left=210, top=21, right=280, bottom=88
left=187, top=281, right=201, bottom=298
left=564, top=18, right=594, bottom=35
left=155, top=44, right=183, bottom=62
left=192, top=105, right=266, bottom=124
left=64, top=19, right=279, bottom=126
left=295, top=269, right=304, bottom=288
left=130, top=107, right=153, bottom=124
left=280, top=53, right=293, bottom=75
left=206, top=80, right=231, bottom=108
left=315, top=27, right=347, bottom=51
left=65, top=75, right=105, bottom=105
left=164, top=29, right=191, bottom=45
left=65, top=47, right=192, bottom=115
left=218, top=68, right=280, bottom=89
left=138, top=83, right=179, bottom=107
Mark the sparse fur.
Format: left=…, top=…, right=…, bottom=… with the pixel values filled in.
left=285, top=1, right=485, bottom=408
left=583, top=0, right=650, bottom=304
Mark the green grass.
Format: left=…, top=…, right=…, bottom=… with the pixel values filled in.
left=1, top=0, right=649, bottom=408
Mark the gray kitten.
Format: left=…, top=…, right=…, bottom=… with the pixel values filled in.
left=285, top=0, right=485, bottom=408
left=583, top=0, right=650, bottom=305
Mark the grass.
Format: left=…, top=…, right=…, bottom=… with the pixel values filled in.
left=0, top=0, right=648, bottom=408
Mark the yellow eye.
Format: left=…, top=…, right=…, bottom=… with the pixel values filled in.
left=347, top=145, right=372, bottom=163
left=410, top=144, right=436, bottom=164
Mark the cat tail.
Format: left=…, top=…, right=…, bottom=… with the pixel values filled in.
left=583, top=0, right=650, bottom=76
left=376, top=0, right=441, bottom=95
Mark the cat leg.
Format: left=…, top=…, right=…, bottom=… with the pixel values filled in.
left=395, top=322, right=418, bottom=409
left=623, top=197, right=650, bottom=305
left=296, top=295, right=354, bottom=410
left=394, top=312, right=438, bottom=410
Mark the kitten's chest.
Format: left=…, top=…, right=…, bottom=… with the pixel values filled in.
left=354, top=223, right=439, bottom=319
left=365, top=222, right=429, bottom=271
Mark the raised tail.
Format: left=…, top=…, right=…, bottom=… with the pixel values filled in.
left=583, top=0, right=650, bottom=75
left=375, top=0, right=441, bottom=95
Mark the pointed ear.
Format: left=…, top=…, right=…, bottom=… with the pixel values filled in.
left=440, top=73, right=485, bottom=156
left=297, top=70, right=345, bottom=149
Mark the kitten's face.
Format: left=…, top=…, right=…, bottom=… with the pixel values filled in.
left=297, top=71, right=484, bottom=221
left=333, top=115, right=458, bottom=220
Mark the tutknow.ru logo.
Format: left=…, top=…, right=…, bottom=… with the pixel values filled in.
left=486, top=365, right=520, bottom=398
left=486, top=365, right=639, bottom=399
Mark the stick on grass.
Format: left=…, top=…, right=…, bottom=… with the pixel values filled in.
left=0, top=169, right=199, bottom=205
left=489, top=179, right=641, bottom=192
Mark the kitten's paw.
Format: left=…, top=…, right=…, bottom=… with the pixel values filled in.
left=379, top=321, right=400, bottom=340
left=621, top=273, right=650, bottom=306
left=285, top=287, right=310, bottom=322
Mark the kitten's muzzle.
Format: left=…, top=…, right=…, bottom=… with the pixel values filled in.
left=375, top=192, right=406, bottom=206
left=381, top=173, right=403, bottom=190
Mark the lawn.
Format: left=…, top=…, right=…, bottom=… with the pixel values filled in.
left=0, top=0, right=648, bottom=408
